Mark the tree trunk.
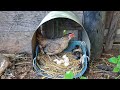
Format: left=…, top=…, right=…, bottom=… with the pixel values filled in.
left=83, top=11, right=106, bottom=60
left=104, top=11, right=120, bottom=51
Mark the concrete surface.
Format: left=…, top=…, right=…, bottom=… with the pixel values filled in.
left=0, top=11, right=83, bottom=54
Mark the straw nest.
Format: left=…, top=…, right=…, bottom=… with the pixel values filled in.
left=36, top=52, right=83, bottom=79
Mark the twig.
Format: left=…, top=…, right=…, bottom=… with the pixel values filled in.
left=93, top=70, right=116, bottom=76
left=41, top=76, right=47, bottom=79
left=19, top=72, right=28, bottom=79
left=47, top=55, right=52, bottom=61
left=99, top=58, right=108, bottom=60
left=2, top=54, right=31, bottom=60
left=15, top=57, right=31, bottom=59
left=15, top=62, right=31, bottom=65
left=2, top=54, right=16, bottom=58
left=102, top=53, right=114, bottom=57
left=54, top=55, right=61, bottom=60
left=115, top=75, right=120, bottom=79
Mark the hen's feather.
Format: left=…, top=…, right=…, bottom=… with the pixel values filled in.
left=37, top=30, right=74, bottom=55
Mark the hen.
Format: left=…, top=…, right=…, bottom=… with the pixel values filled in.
left=37, top=30, right=75, bottom=60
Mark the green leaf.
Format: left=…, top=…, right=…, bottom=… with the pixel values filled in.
left=118, top=55, right=120, bottom=60
left=80, top=76, right=87, bottom=79
left=108, top=57, right=118, bottom=64
left=116, top=62, right=120, bottom=69
left=64, top=71, right=74, bottom=79
left=63, top=30, right=67, bottom=35
left=118, top=59, right=120, bottom=63
left=113, top=67, right=120, bottom=72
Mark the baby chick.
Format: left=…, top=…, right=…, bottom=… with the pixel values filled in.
left=62, top=55, right=69, bottom=67
left=53, top=59, right=64, bottom=65
left=72, top=45, right=82, bottom=60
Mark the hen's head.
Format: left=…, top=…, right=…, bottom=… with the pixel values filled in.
left=68, top=33, right=75, bottom=39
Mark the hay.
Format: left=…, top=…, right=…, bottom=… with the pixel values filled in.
left=36, top=52, right=83, bottom=79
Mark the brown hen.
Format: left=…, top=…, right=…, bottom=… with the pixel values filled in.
left=37, top=30, right=75, bottom=56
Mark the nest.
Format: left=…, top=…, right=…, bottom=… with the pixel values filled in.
left=36, top=52, right=83, bottom=79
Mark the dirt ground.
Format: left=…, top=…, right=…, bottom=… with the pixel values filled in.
left=0, top=49, right=120, bottom=79
left=85, top=49, right=120, bottom=79
left=0, top=51, right=42, bottom=79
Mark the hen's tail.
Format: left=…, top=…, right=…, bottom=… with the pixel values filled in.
left=36, top=30, right=44, bottom=41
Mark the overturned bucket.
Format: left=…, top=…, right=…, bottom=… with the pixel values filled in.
left=31, top=11, right=91, bottom=79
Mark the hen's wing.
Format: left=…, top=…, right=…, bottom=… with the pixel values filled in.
left=44, top=41, right=62, bottom=55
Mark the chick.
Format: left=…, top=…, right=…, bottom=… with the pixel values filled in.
left=53, top=59, right=64, bottom=65
left=62, top=55, right=69, bottom=67
left=72, top=45, right=82, bottom=60
left=64, top=62, right=69, bottom=67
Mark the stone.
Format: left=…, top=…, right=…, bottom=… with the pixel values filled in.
left=0, top=54, right=10, bottom=76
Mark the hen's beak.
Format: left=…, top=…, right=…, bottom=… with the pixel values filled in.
left=72, top=33, right=75, bottom=37
left=73, top=35, right=76, bottom=38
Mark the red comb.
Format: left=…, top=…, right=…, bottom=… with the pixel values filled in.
left=69, top=33, right=75, bottom=37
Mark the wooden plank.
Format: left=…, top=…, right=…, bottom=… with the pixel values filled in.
left=103, top=36, right=120, bottom=44
left=112, top=44, right=120, bottom=49
left=114, top=34, right=120, bottom=42
left=117, top=18, right=120, bottom=28
left=104, top=29, right=108, bottom=36
left=105, top=11, right=114, bottom=29
left=103, top=34, right=120, bottom=43
left=104, top=11, right=120, bottom=51
left=116, top=29, right=120, bottom=34
left=104, top=29, right=120, bottom=36
left=112, top=29, right=120, bottom=43
left=42, top=18, right=83, bottom=40
left=115, top=34, right=120, bottom=38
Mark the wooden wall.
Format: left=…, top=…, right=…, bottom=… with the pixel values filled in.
left=104, top=11, right=120, bottom=50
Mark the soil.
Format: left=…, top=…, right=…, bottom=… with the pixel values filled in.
left=0, top=52, right=42, bottom=79
left=85, top=49, right=120, bottom=79
left=0, top=49, right=120, bottom=79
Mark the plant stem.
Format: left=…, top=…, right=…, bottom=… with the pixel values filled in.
left=115, top=75, right=120, bottom=79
